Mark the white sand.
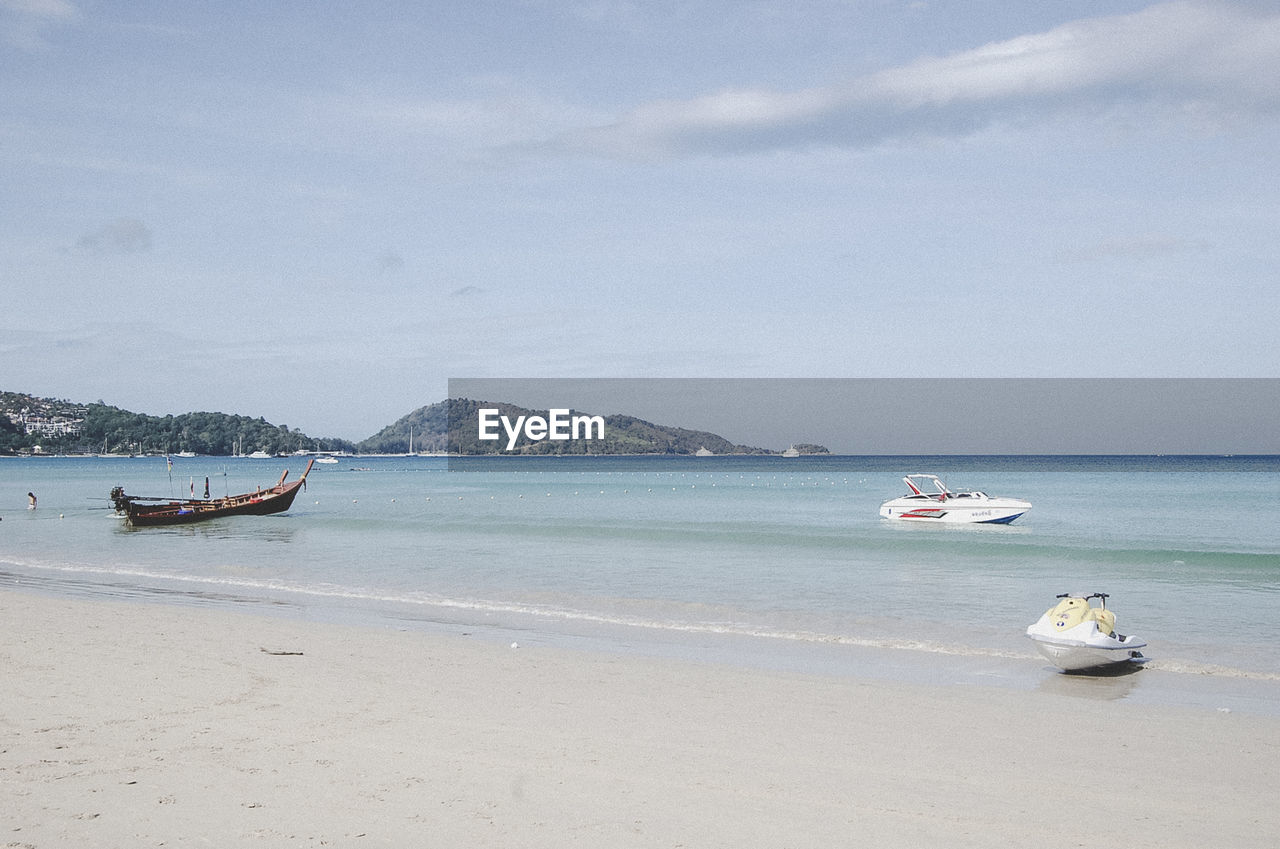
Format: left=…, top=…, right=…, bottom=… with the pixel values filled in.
left=3, top=589, right=1277, bottom=848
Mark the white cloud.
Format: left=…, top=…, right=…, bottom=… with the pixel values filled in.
left=564, top=1, right=1280, bottom=158
left=0, top=0, right=78, bottom=49
left=1, top=0, right=77, bottom=20
left=1055, top=233, right=1215, bottom=263
left=293, top=83, right=602, bottom=161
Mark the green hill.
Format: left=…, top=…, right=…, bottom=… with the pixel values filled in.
left=3, top=390, right=823, bottom=457
left=356, top=398, right=775, bottom=455
left=0, top=390, right=354, bottom=456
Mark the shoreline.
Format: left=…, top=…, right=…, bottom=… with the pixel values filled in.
left=6, top=569, right=1280, bottom=717
left=4, top=588, right=1278, bottom=847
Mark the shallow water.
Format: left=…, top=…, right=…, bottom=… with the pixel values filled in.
left=3, top=454, right=1278, bottom=712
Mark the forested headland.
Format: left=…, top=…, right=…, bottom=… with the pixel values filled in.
left=0, top=392, right=354, bottom=456
left=3, top=391, right=826, bottom=456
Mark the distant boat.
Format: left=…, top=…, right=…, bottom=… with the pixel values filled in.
left=695, top=446, right=714, bottom=457
left=247, top=450, right=272, bottom=459
left=782, top=446, right=800, bottom=458
left=110, top=460, right=314, bottom=527
left=310, top=441, right=340, bottom=462
left=175, top=450, right=196, bottom=458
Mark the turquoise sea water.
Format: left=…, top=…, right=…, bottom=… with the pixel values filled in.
left=3, top=455, right=1278, bottom=712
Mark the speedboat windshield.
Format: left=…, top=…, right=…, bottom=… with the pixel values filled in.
left=904, top=475, right=950, bottom=497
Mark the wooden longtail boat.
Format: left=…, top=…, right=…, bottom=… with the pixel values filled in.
left=111, top=459, right=314, bottom=527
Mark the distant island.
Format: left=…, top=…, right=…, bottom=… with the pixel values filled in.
left=788, top=444, right=831, bottom=456
left=360, top=398, right=781, bottom=455
left=0, top=391, right=826, bottom=457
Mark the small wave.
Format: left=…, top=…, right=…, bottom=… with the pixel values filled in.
left=5, top=559, right=1278, bottom=682
left=1142, top=659, right=1280, bottom=680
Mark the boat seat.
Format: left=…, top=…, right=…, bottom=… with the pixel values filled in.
left=1084, top=607, right=1115, bottom=636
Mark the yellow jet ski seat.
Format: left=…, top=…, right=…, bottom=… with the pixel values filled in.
left=1047, top=596, right=1115, bottom=635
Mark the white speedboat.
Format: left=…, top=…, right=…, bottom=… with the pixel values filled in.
left=1025, top=592, right=1147, bottom=672
left=878, top=474, right=1031, bottom=524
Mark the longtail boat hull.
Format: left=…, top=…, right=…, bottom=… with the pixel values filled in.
left=113, top=460, right=314, bottom=527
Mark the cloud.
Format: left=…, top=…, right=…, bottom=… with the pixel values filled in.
left=1055, top=233, right=1215, bottom=263
left=75, top=218, right=153, bottom=254
left=1, top=0, right=77, bottom=18
left=562, top=1, right=1280, bottom=158
left=0, top=0, right=79, bottom=49
left=294, top=83, right=601, bottom=164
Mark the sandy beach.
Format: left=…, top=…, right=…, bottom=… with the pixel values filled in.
left=3, top=589, right=1277, bottom=848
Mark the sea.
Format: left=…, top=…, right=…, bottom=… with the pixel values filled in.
left=3, top=454, right=1278, bottom=714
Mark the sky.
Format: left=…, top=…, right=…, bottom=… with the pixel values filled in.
left=2, top=1, right=1278, bottom=443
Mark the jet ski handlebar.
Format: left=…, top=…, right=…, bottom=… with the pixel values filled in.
left=1054, top=592, right=1110, bottom=602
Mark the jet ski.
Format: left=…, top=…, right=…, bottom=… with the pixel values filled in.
left=1025, top=592, right=1147, bottom=672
